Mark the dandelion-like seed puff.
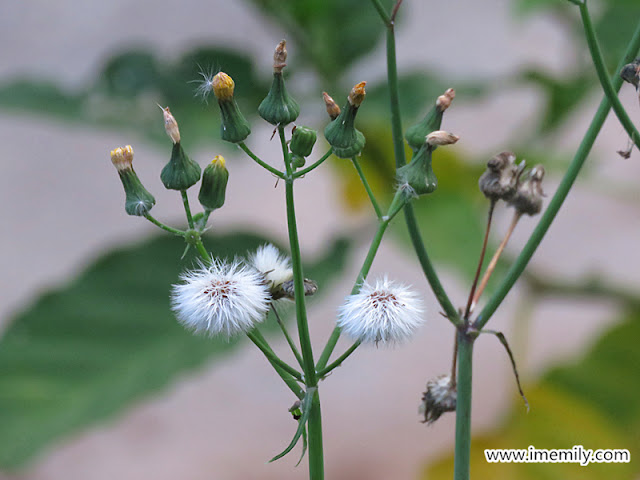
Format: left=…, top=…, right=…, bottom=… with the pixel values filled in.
left=249, top=244, right=294, bottom=294
left=337, top=277, right=425, bottom=345
left=171, top=259, right=270, bottom=337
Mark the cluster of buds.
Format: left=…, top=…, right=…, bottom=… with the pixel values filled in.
left=396, top=89, right=458, bottom=197
left=324, top=82, right=367, bottom=158
left=478, top=151, right=545, bottom=216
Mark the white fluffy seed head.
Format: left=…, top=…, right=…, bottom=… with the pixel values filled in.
left=171, top=259, right=270, bottom=337
left=337, top=276, right=425, bottom=345
left=249, top=244, right=293, bottom=293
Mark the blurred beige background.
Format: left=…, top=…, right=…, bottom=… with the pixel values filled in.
left=1, top=0, right=639, bottom=479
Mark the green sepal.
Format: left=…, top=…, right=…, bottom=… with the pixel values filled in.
left=198, top=160, right=229, bottom=211
left=396, top=143, right=438, bottom=195
left=258, top=72, right=300, bottom=125
left=118, top=169, right=156, bottom=216
left=405, top=104, right=443, bottom=152
left=290, top=126, right=317, bottom=157
left=324, top=103, right=365, bottom=159
left=218, top=99, right=251, bottom=143
left=160, top=143, right=201, bottom=191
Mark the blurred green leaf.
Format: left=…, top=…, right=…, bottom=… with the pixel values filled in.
left=0, top=47, right=269, bottom=147
left=247, top=0, right=393, bottom=87
left=423, top=313, right=640, bottom=479
left=0, top=232, right=351, bottom=469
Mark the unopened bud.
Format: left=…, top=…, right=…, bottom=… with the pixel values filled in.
left=478, top=151, right=523, bottom=202
left=348, top=81, right=367, bottom=107
left=508, top=165, right=545, bottom=216
left=273, top=39, right=287, bottom=73
left=620, top=58, right=640, bottom=89
left=212, top=72, right=235, bottom=101
left=426, top=130, right=459, bottom=146
left=436, top=88, right=455, bottom=112
left=212, top=72, right=251, bottom=143
left=290, top=126, right=317, bottom=158
left=324, top=82, right=367, bottom=158
left=323, top=92, right=341, bottom=120
left=110, top=145, right=156, bottom=216
left=160, top=143, right=201, bottom=191
left=258, top=41, right=300, bottom=126
left=198, top=155, right=229, bottom=211
left=405, top=88, right=455, bottom=152
left=419, top=375, right=457, bottom=425
left=159, top=105, right=180, bottom=144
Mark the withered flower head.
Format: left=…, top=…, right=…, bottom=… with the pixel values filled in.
left=508, top=165, right=545, bottom=216
left=322, top=92, right=341, bottom=120
left=419, top=375, right=457, bottom=424
left=478, top=151, right=524, bottom=202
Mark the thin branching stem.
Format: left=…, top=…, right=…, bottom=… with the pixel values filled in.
left=577, top=1, right=640, bottom=151
left=351, top=156, right=383, bottom=219
left=272, top=304, right=304, bottom=369
left=247, top=330, right=304, bottom=381
left=475, top=20, right=640, bottom=330
left=317, top=340, right=361, bottom=378
left=471, top=212, right=521, bottom=314
left=463, top=201, right=495, bottom=320
left=293, top=149, right=333, bottom=178
left=238, top=142, right=286, bottom=179
left=143, top=214, right=185, bottom=236
left=180, top=190, right=195, bottom=229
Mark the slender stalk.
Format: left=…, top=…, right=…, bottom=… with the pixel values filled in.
left=405, top=205, right=462, bottom=327
left=194, top=239, right=212, bottom=265
left=279, top=125, right=323, bottom=480
left=450, top=332, right=458, bottom=388
left=272, top=305, right=304, bottom=369
left=471, top=212, right=521, bottom=313
left=351, top=157, right=383, bottom=219
left=293, top=149, right=333, bottom=178
left=453, top=331, right=474, bottom=480
left=370, top=0, right=391, bottom=25
left=143, top=214, right=185, bottom=236
left=463, top=201, right=495, bottom=320
left=238, top=142, right=286, bottom=179
left=316, top=211, right=391, bottom=371
left=249, top=329, right=305, bottom=400
left=247, top=330, right=303, bottom=381
left=475, top=20, right=640, bottom=331
left=180, top=190, right=195, bottom=229
left=317, top=341, right=361, bottom=378
left=197, top=209, right=212, bottom=232
left=578, top=3, right=640, bottom=151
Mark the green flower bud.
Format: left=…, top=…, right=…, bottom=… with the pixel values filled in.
left=160, top=142, right=201, bottom=191
left=396, top=143, right=438, bottom=196
left=213, top=72, right=251, bottom=143
left=110, top=145, right=156, bottom=216
left=290, top=126, right=317, bottom=157
left=291, top=155, right=306, bottom=169
left=324, top=81, right=367, bottom=159
left=258, top=41, right=299, bottom=125
left=405, top=88, right=455, bottom=152
left=198, top=155, right=229, bottom=211
left=258, top=72, right=300, bottom=125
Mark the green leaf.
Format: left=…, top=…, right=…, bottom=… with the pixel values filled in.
left=269, top=387, right=315, bottom=463
left=0, top=232, right=351, bottom=469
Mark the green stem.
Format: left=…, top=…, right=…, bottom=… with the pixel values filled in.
left=475, top=21, right=640, bottom=331
left=238, top=142, right=286, bottom=179
left=272, top=305, right=304, bottom=369
left=279, top=125, right=324, bottom=480
left=246, top=330, right=303, bottom=381
left=143, top=214, right=185, bottom=236
left=249, top=329, right=305, bottom=400
left=405, top=205, right=462, bottom=327
left=180, top=190, right=195, bottom=229
left=370, top=0, right=391, bottom=25
left=317, top=341, right=361, bottom=378
left=351, top=157, right=383, bottom=219
left=293, top=149, right=333, bottom=178
left=453, top=330, right=475, bottom=480
left=578, top=4, right=640, bottom=150
left=197, top=209, right=212, bottom=232
left=194, top=240, right=212, bottom=265
left=316, top=191, right=407, bottom=371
